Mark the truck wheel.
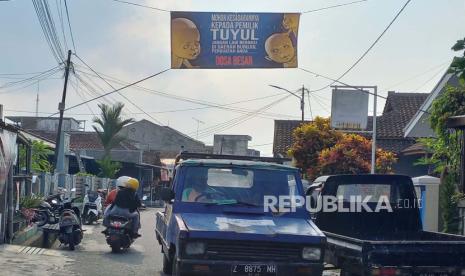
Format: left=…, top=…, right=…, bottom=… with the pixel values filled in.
left=172, top=257, right=182, bottom=276
left=162, top=254, right=173, bottom=274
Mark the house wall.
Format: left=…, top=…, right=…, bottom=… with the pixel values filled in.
left=213, top=135, right=251, bottom=156
left=120, top=120, right=206, bottom=153
left=393, top=154, right=429, bottom=177
left=406, top=113, right=436, bottom=138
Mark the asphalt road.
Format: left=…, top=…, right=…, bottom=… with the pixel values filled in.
left=55, top=207, right=165, bottom=276
left=40, top=209, right=339, bottom=276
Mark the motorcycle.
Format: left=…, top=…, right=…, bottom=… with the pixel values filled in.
left=104, top=213, right=139, bottom=253
left=58, top=193, right=83, bottom=251
left=82, top=191, right=102, bottom=225
left=31, top=193, right=64, bottom=226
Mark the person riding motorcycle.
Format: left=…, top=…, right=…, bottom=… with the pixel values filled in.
left=103, top=176, right=141, bottom=238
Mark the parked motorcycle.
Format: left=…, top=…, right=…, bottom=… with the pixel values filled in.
left=58, top=193, right=83, bottom=251
left=82, top=191, right=102, bottom=225
left=31, top=193, right=64, bottom=226
left=104, top=214, right=138, bottom=253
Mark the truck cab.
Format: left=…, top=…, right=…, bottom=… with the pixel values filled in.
left=155, top=153, right=326, bottom=276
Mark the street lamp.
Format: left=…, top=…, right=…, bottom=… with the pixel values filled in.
left=269, top=84, right=306, bottom=122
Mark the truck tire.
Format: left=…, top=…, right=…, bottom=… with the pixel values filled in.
left=162, top=254, right=173, bottom=274
left=172, top=257, right=182, bottom=276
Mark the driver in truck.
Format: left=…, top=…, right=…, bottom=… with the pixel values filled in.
left=182, top=171, right=209, bottom=202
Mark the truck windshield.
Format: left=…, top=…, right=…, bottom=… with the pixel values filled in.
left=181, top=166, right=299, bottom=206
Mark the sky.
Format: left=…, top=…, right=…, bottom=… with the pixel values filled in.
left=1, top=0, right=464, bottom=156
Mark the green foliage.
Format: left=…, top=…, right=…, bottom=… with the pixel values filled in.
left=440, top=172, right=460, bottom=233
left=420, top=84, right=465, bottom=180
left=31, top=141, right=53, bottom=173
left=18, top=141, right=53, bottom=173
left=75, top=172, right=96, bottom=177
left=92, top=103, right=135, bottom=156
left=449, top=37, right=465, bottom=82
left=19, top=195, right=44, bottom=209
left=97, top=156, right=122, bottom=178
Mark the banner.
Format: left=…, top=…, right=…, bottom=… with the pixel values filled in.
left=331, top=89, right=369, bottom=130
left=171, top=12, right=300, bottom=69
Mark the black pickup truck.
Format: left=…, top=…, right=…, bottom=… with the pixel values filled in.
left=310, top=174, right=465, bottom=276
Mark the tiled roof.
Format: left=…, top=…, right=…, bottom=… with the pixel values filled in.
left=273, top=92, right=429, bottom=155
left=28, top=130, right=138, bottom=150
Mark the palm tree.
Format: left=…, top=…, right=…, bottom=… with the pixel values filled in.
left=93, top=103, right=134, bottom=178
left=92, top=103, right=134, bottom=157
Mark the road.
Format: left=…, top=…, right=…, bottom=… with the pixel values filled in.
left=1, top=208, right=339, bottom=275
left=55, top=207, right=164, bottom=276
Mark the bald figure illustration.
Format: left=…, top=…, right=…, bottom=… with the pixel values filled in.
left=171, top=18, right=201, bottom=69
left=265, top=33, right=297, bottom=68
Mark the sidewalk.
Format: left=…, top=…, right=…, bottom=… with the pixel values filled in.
left=0, top=244, right=75, bottom=276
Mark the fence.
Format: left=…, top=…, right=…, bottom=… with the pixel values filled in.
left=33, top=173, right=114, bottom=198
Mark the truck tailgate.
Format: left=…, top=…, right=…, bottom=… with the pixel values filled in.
left=367, top=240, right=465, bottom=267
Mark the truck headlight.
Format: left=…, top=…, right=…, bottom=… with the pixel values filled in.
left=185, top=242, right=206, bottom=255
left=302, top=247, right=321, bottom=261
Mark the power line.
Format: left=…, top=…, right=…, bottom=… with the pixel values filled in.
left=108, top=0, right=169, bottom=12
left=73, top=66, right=300, bottom=119
left=50, top=67, right=171, bottom=116
left=196, top=94, right=292, bottom=139
left=56, top=0, right=69, bottom=50
left=305, top=0, right=413, bottom=92
left=63, top=0, right=77, bottom=52
left=73, top=53, right=164, bottom=124
left=384, top=60, right=450, bottom=91
left=303, top=0, right=369, bottom=14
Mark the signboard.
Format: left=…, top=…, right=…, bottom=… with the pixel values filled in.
left=171, top=12, right=300, bottom=69
left=331, top=89, right=369, bottom=130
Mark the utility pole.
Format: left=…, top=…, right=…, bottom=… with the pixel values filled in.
left=301, top=85, right=305, bottom=122
left=269, top=84, right=306, bottom=122
left=35, top=81, right=40, bottom=117
left=54, top=50, right=72, bottom=184
left=192, top=117, right=205, bottom=139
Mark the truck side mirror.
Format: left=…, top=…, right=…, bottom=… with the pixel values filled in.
left=160, top=188, right=175, bottom=203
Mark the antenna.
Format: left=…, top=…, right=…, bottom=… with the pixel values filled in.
left=192, top=117, right=205, bottom=139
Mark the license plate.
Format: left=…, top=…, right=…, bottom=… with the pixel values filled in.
left=231, top=264, right=277, bottom=276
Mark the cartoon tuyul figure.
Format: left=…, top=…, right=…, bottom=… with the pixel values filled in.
left=171, top=18, right=201, bottom=69
left=265, top=33, right=297, bottom=68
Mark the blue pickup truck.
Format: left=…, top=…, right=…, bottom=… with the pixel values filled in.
left=155, top=153, right=326, bottom=276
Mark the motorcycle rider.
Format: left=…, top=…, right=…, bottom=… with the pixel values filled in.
left=103, top=176, right=141, bottom=238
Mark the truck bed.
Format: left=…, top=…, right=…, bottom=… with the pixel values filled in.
left=325, top=230, right=465, bottom=267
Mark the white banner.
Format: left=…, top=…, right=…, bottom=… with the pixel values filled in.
left=331, top=89, right=369, bottom=130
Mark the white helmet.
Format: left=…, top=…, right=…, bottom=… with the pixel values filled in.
left=116, top=176, right=132, bottom=189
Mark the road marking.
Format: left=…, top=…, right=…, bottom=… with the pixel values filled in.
left=1, top=245, right=66, bottom=257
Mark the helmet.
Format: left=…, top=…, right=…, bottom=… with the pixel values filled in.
left=127, top=178, right=140, bottom=191
left=116, top=176, right=132, bottom=189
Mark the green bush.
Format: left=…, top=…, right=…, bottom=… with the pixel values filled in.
left=19, top=195, right=44, bottom=209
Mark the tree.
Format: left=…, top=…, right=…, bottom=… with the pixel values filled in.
left=93, top=103, right=135, bottom=157
left=288, top=117, right=342, bottom=179
left=92, top=103, right=134, bottom=178
left=449, top=37, right=465, bottom=83
left=418, top=83, right=465, bottom=233
left=19, top=141, right=53, bottom=173
left=317, top=134, right=397, bottom=176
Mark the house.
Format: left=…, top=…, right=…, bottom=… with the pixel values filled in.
left=273, top=91, right=430, bottom=177
left=119, top=119, right=209, bottom=158
left=0, top=120, right=31, bottom=243
left=213, top=134, right=260, bottom=156
left=5, top=116, right=163, bottom=196
left=404, top=72, right=461, bottom=139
